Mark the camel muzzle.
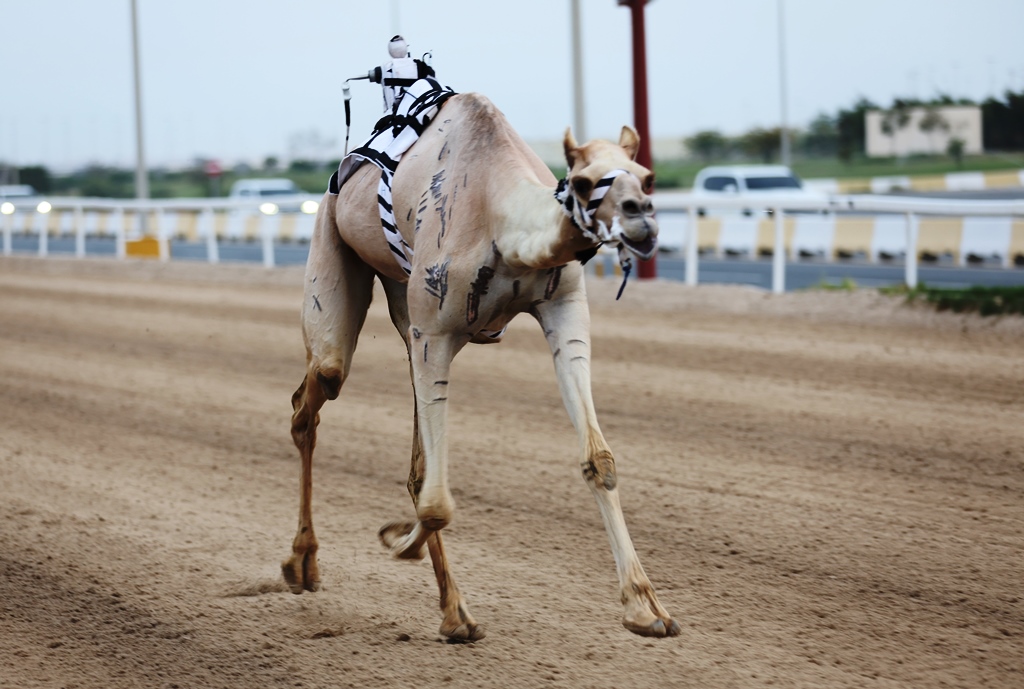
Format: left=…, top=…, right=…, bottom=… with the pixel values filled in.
left=615, top=213, right=658, bottom=261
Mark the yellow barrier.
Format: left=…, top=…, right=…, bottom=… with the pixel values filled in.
left=592, top=258, right=623, bottom=278
left=909, top=175, right=948, bottom=192
left=756, top=217, right=795, bottom=255
left=832, top=217, right=874, bottom=258
left=697, top=217, right=721, bottom=254
left=176, top=211, right=199, bottom=241
left=125, top=235, right=161, bottom=259
left=1010, top=220, right=1024, bottom=260
left=917, top=218, right=963, bottom=262
left=278, top=214, right=297, bottom=241
left=836, top=178, right=871, bottom=194
left=983, top=171, right=1022, bottom=189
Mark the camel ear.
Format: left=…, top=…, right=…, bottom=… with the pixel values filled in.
left=619, top=125, right=640, bottom=160
left=563, top=127, right=580, bottom=168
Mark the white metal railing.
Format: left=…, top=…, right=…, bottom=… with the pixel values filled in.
left=0, top=194, right=321, bottom=268
left=654, top=192, right=1024, bottom=293
left=4, top=192, right=1024, bottom=293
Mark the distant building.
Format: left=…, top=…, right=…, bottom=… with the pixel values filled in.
left=865, top=105, right=982, bottom=158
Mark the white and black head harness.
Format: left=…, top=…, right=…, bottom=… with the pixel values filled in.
left=555, top=168, right=639, bottom=299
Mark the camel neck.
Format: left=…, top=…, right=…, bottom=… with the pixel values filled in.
left=493, top=177, right=599, bottom=270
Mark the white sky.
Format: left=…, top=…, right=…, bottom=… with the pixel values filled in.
left=2, top=0, right=1023, bottom=170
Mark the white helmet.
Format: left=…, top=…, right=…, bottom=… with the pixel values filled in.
left=388, top=35, right=409, bottom=59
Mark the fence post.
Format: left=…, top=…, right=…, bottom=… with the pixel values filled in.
left=261, top=217, right=276, bottom=268
left=904, top=211, right=918, bottom=288
left=74, top=205, right=86, bottom=258
left=2, top=208, right=11, bottom=256
left=772, top=207, right=785, bottom=294
left=203, top=209, right=219, bottom=263
left=685, top=205, right=698, bottom=286
left=155, top=208, right=169, bottom=261
left=37, top=208, right=49, bottom=257
left=114, top=208, right=127, bottom=259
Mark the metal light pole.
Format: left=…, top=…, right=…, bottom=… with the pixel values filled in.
left=571, top=0, right=587, bottom=142
left=617, top=0, right=656, bottom=278
left=130, top=0, right=149, bottom=202
left=778, top=0, right=791, bottom=166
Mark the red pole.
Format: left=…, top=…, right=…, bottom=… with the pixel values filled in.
left=619, top=0, right=656, bottom=278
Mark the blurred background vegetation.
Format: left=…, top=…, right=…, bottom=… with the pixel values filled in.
left=4, top=90, right=1022, bottom=197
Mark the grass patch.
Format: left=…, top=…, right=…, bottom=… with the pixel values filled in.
left=649, top=152, right=1024, bottom=190
left=806, top=277, right=858, bottom=291
left=879, top=283, right=1024, bottom=316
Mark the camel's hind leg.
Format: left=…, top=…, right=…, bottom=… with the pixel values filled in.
left=282, top=201, right=375, bottom=594
left=376, top=277, right=484, bottom=642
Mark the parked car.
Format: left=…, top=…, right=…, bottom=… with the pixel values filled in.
left=691, top=165, right=826, bottom=216
left=0, top=184, right=39, bottom=200
left=0, top=184, right=44, bottom=215
left=229, top=178, right=317, bottom=215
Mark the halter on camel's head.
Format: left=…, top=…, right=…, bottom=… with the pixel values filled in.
left=556, top=126, right=658, bottom=297
left=558, top=126, right=658, bottom=256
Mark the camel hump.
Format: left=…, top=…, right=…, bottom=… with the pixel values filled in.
left=441, top=92, right=531, bottom=160
left=450, top=92, right=500, bottom=120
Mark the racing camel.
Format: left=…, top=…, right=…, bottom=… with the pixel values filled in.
left=282, top=91, right=679, bottom=641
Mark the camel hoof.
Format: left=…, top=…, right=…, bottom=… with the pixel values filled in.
left=281, top=553, right=320, bottom=594
left=441, top=622, right=486, bottom=643
left=378, top=521, right=427, bottom=560
left=623, top=616, right=681, bottom=638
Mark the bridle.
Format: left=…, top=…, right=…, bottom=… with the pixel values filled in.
left=554, top=168, right=639, bottom=299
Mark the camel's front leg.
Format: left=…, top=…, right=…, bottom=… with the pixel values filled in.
left=533, top=293, right=680, bottom=638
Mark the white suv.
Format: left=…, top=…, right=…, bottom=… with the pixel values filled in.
left=691, top=165, right=824, bottom=216
left=229, top=178, right=317, bottom=215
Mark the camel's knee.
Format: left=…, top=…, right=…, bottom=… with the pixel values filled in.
left=582, top=448, right=618, bottom=491
left=416, top=488, right=454, bottom=532
left=316, top=367, right=343, bottom=400
left=290, top=368, right=338, bottom=447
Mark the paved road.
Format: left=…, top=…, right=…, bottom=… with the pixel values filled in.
left=653, top=255, right=1024, bottom=290
left=7, top=237, right=1024, bottom=291
left=888, top=188, right=1024, bottom=200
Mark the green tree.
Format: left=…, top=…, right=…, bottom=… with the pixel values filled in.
left=288, top=159, right=319, bottom=173
left=77, top=166, right=134, bottom=198
left=919, top=106, right=949, bottom=152
left=739, top=127, right=782, bottom=163
left=836, top=97, right=877, bottom=162
left=17, top=165, right=52, bottom=193
left=880, top=98, right=914, bottom=155
left=800, top=113, right=838, bottom=157
left=684, top=130, right=728, bottom=162
left=947, top=137, right=966, bottom=167
left=981, top=89, right=1024, bottom=151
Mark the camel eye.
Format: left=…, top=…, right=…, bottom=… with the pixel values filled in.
left=571, top=176, right=594, bottom=198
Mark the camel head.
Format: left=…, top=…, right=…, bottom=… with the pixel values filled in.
left=561, top=126, right=658, bottom=260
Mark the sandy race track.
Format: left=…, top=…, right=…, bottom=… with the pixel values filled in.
left=1, top=255, right=1022, bottom=688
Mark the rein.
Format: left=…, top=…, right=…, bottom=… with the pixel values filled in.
left=555, top=168, right=636, bottom=300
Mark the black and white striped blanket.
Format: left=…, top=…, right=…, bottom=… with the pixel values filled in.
left=328, top=77, right=456, bottom=275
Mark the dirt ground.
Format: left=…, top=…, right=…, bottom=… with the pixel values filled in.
left=1, top=255, right=1021, bottom=689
